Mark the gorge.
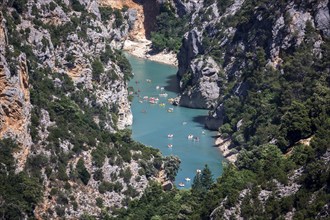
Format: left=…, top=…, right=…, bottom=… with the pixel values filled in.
left=0, top=0, right=329, bottom=219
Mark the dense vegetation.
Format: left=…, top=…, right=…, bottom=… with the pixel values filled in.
left=150, top=3, right=189, bottom=52
left=1, top=1, right=179, bottom=218
left=115, top=0, right=330, bottom=219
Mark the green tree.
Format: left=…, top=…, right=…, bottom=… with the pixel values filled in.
left=201, top=164, right=213, bottom=190
left=192, top=172, right=203, bottom=193
left=76, top=158, right=90, bottom=185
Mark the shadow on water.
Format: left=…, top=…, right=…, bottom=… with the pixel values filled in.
left=192, top=115, right=207, bottom=127
left=164, top=75, right=180, bottom=93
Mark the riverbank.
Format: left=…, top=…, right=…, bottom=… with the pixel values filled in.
left=123, top=39, right=178, bottom=66
left=215, top=134, right=237, bottom=163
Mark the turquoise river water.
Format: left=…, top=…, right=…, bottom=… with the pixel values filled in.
left=126, top=54, right=224, bottom=188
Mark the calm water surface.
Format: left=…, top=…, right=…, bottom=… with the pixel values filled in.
left=126, top=54, right=224, bottom=188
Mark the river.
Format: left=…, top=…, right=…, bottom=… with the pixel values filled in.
left=126, top=54, right=224, bottom=188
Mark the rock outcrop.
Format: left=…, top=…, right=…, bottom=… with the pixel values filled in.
left=176, top=0, right=330, bottom=130
left=179, top=56, right=221, bottom=109
left=0, top=1, right=178, bottom=218
left=0, top=52, right=32, bottom=172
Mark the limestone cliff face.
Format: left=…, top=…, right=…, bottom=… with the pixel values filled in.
left=0, top=12, right=32, bottom=171
left=175, top=0, right=330, bottom=130
left=99, top=0, right=146, bottom=40
left=0, top=1, right=179, bottom=218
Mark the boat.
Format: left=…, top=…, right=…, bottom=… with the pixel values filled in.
left=202, top=130, right=205, bottom=135
left=167, top=108, right=174, bottom=113
left=167, top=144, right=173, bottom=148
left=182, top=122, right=187, bottom=125
left=193, top=137, right=200, bottom=142
left=146, top=79, right=151, bottom=83
left=185, top=177, right=191, bottom=182
left=139, top=100, right=143, bottom=103
left=187, top=134, right=193, bottom=139
left=168, top=98, right=174, bottom=103
left=143, top=96, right=148, bottom=100
left=129, top=91, right=134, bottom=95
left=178, top=182, right=185, bottom=187
left=149, top=97, right=158, bottom=104
left=159, top=103, right=165, bottom=107
left=156, top=85, right=160, bottom=90
left=167, top=134, right=173, bottom=138
left=196, top=169, right=201, bottom=173
left=160, top=87, right=164, bottom=91
left=159, top=93, right=168, bottom=97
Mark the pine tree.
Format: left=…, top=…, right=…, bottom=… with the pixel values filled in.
left=201, top=164, right=213, bottom=190
left=76, top=158, right=90, bottom=185
left=192, top=172, right=203, bottom=193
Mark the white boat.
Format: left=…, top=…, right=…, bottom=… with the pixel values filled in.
left=160, top=87, right=164, bottom=91
left=182, top=122, right=187, bottom=125
left=188, top=134, right=193, bottom=139
left=178, top=182, right=185, bottom=187
left=156, top=86, right=160, bottom=89
left=167, top=134, right=173, bottom=138
left=202, top=130, right=206, bottom=135
left=193, top=136, right=200, bottom=142
left=143, top=96, right=148, bottom=100
left=159, top=93, right=168, bottom=97
left=167, top=144, right=173, bottom=148
left=185, top=177, right=191, bottom=182
left=196, top=169, right=201, bottom=173
left=167, top=108, right=174, bottom=113
left=146, top=79, right=151, bottom=83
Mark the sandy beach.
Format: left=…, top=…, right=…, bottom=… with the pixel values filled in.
left=215, top=133, right=237, bottom=163
left=123, top=39, right=178, bottom=66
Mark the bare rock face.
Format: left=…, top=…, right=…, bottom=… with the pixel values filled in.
left=315, top=0, right=330, bottom=38
left=179, top=56, right=220, bottom=109
left=0, top=53, right=32, bottom=172
left=177, top=28, right=204, bottom=78
left=171, top=0, right=204, bottom=17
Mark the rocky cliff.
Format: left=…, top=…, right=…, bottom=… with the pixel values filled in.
left=0, top=0, right=180, bottom=219
left=176, top=0, right=330, bottom=128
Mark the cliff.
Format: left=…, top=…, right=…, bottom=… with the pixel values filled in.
left=0, top=0, right=180, bottom=219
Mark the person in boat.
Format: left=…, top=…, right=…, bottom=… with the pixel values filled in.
left=194, top=136, right=200, bottom=142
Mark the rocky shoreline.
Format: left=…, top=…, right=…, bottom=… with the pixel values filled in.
left=215, top=134, right=237, bottom=163
left=123, top=39, right=178, bottom=67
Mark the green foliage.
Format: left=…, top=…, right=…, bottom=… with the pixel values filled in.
left=150, top=5, right=188, bottom=52
left=192, top=164, right=213, bottom=194
left=113, top=9, right=124, bottom=28
left=100, top=6, right=113, bottom=21
left=0, top=139, right=42, bottom=219
left=92, top=59, right=104, bottom=81
left=76, top=158, right=90, bottom=185
left=71, top=0, right=85, bottom=12
left=11, top=0, right=28, bottom=13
